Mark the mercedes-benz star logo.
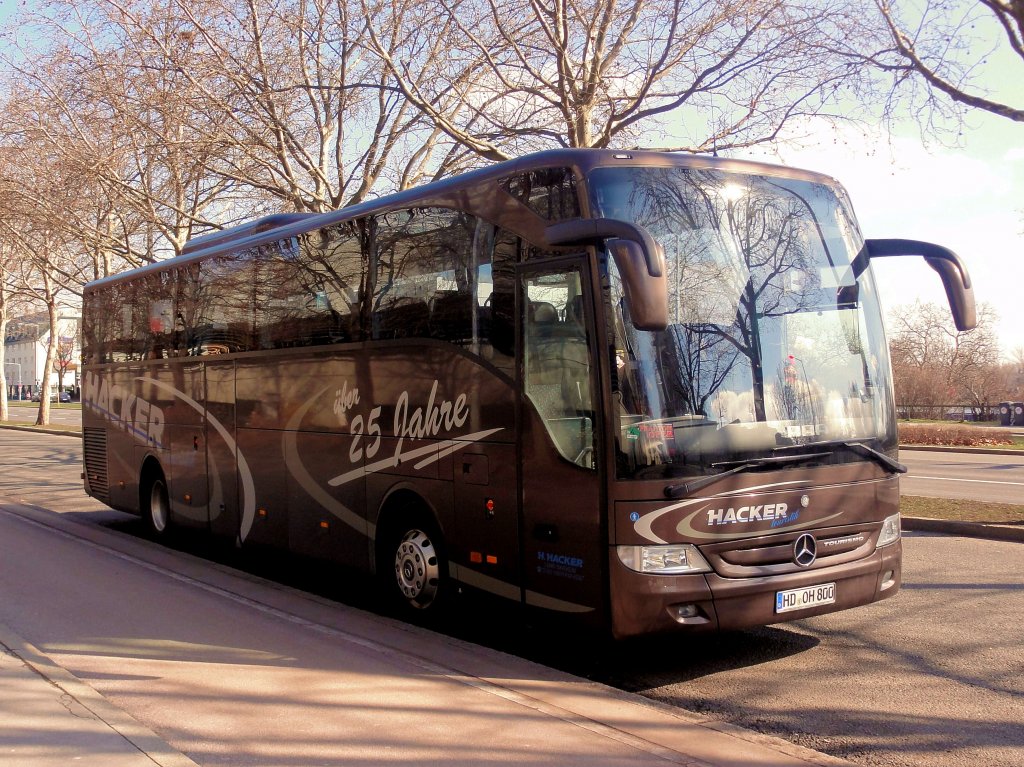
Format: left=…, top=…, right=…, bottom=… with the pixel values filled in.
left=793, top=533, right=817, bottom=567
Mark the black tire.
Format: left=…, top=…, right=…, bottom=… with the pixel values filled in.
left=381, top=513, right=448, bottom=615
left=142, top=469, right=171, bottom=539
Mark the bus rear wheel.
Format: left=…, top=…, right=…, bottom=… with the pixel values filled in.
left=384, top=518, right=447, bottom=613
left=143, top=470, right=171, bottom=538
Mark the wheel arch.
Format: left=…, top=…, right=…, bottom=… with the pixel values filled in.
left=372, top=485, right=444, bottom=577
left=138, top=454, right=166, bottom=509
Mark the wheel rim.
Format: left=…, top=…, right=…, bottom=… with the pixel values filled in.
left=393, top=529, right=440, bottom=609
left=150, top=479, right=169, bottom=534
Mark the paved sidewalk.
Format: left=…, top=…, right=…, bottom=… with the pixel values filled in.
left=0, top=498, right=856, bottom=767
left=0, top=624, right=198, bottom=767
left=0, top=613, right=853, bottom=767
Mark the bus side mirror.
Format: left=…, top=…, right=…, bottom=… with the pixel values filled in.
left=862, top=239, right=976, bottom=332
left=606, top=239, right=668, bottom=331
left=545, top=218, right=665, bottom=277
left=545, top=218, right=668, bottom=331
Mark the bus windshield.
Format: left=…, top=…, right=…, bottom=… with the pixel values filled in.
left=589, top=165, right=897, bottom=480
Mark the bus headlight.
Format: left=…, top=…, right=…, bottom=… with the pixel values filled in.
left=616, top=544, right=711, bottom=574
left=876, top=513, right=901, bottom=548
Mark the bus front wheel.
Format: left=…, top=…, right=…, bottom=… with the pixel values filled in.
left=383, top=517, right=447, bottom=613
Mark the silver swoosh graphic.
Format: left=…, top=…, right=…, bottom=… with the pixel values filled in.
left=136, top=377, right=256, bottom=543
left=283, top=386, right=373, bottom=538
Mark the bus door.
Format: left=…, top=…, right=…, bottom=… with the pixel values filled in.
left=517, top=258, right=605, bottom=621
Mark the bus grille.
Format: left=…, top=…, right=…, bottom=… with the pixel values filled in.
left=700, top=524, right=879, bottom=578
left=83, top=428, right=109, bottom=502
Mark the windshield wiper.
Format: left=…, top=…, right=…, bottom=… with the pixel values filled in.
left=664, top=452, right=830, bottom=500
left=774, top=440, right=907, bottom=475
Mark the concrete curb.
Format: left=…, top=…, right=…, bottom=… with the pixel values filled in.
left=0, top=423, right=80, bottom=438
left=0, top=621, right=200, bottom=767
left=902, top=516, right=1024, bottom=543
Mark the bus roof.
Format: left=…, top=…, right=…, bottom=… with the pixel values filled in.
left=84, top=148, right=843, bottom=293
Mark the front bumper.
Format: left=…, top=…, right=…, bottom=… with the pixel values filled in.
left=609, top=540, right=902, bottom=639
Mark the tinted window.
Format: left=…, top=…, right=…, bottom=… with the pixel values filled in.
left=503, top=168, right=580, bottom=221
left=189, top=253, right=255, bottom=355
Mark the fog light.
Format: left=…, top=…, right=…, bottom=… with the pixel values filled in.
left=667, top=602, right=710, bottom=625
left=881, top=570, right=896, bottom=590
left=673, top=604, right=699, bottom=619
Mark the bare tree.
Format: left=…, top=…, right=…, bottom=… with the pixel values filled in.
left=55, top=334, right=76, bottom=395
left=364, top=0, right=867, bottom=159
left=889, top=300, right=1005, bottom=418
left=70, top=0, right=470, bottom=214
left=7, top=3, right=245, bottom=262
left=871, top=0, right=1023, bottom=123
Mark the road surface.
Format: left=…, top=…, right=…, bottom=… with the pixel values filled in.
left=900, top=449, right=1024, bottom=504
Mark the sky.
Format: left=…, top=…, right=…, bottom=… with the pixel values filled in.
left=709, top=17, right=1024, bottom=361
left=738, top=114, right=1024, bottom=360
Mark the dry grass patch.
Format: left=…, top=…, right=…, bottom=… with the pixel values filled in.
left=901, top=495, right=1024, bottom=525
left=898, top=422, right=1015, bottom=447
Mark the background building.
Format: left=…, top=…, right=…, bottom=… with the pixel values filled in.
left=3, top=309, right=81, bottom=401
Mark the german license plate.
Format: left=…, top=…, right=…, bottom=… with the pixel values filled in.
left=775, top=582, right=836, bottom=614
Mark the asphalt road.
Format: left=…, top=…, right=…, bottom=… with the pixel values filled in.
left=3, top=402, right=83, bottom=428
left=900, top=449, right=1024, bottom=504
left=0, top=429, right=1022, bottom=767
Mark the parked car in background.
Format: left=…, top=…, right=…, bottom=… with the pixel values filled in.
left=29, top=390, right=72, bottom=403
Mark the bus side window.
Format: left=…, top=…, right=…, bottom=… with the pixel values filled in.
left=502, top=167, right=581, bottom=221
left=371, top=207, right=478, bottom=346
left=192, top=252, right=255, bottom=355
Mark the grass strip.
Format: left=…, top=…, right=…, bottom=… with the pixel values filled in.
left=901, top=495, right=1024, bottom=526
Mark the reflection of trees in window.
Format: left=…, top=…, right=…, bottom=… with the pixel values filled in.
left=627, top=169, right=823, bottom=422
left=189, top=253, right=254, bottom=355
left=771, top=356, right=821, bottom=427
left=372, top=208, right=476, bottom=341
left=176, top=263, right=207, bottom=354
left=295, top=223, right=368, bottom=343
left=84, top=286, right=123, bottom=363
left=712, top=179, right=821, bottom=421
left=657, top=325, right=739, bottom=419
left=90, top=207, right=510, bottom=361
left=502, top=168, right=580, bottom=221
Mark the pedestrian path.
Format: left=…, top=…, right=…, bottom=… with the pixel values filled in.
left=0, top=624, right=199, bottom=767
